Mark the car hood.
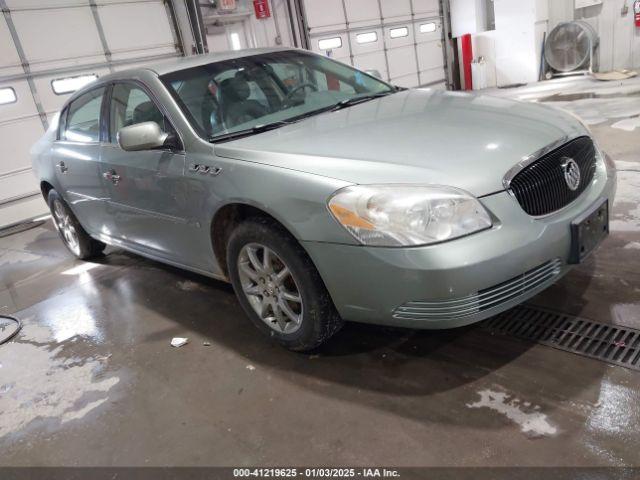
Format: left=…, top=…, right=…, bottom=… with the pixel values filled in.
left=214, top=89, right=588, bottom=197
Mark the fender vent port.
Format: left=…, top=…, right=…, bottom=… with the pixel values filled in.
left=482, top=305, right=640, bottom=371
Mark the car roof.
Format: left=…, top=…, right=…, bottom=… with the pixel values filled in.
left=147, top=47, right=297, bottom=75
left=95, top=47, right=300, bottom=84
left=64, top=47, right=307, bottom=105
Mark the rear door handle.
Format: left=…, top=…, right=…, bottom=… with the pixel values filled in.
left=103, top=169, right=121, bottom=185
left=57, top=161, right=68, bottom=174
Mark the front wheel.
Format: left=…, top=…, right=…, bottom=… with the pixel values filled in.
left=48, top=189, right=105, bottom=259
left=227, top=218, right=343, bottom=351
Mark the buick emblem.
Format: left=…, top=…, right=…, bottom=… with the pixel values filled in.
left=561, top=157, right=581, bottom=191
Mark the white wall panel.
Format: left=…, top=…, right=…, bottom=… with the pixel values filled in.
left=494, top=0, right=538, bottom=86
left=305, top=0, right=345, bottom=29
left=413, top=0, right=440, bottom=15
left=0, top=79, right=48, bottom=222
left=388, top=46, right=418, bottom=80
left=0, top=80, right=39, bottom=123
left=0, top=166, right=41, bottom=198
left=380, top=0, right=412, bottom=19
left=353, top=52, right=388, bottom=79
left=0, top=119, right=42, bottom=175
left=98, top=1, right=175, bottom=61
left=4, top=0, right=88, bottom=7
left=419, top=66, right=445, bottom=85
left=393, top=73, right=420, bottom=88
left=10, top=7, right=106, bottom=72
left=344, top=0, right=380, bottom=23
left=416, top=41, right=444, bottom=70
left=0, top=19, right=22, bottom=77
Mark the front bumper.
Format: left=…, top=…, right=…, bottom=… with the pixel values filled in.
left=303, top=158, right=617, bottom=329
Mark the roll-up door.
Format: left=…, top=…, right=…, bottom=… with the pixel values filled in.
left=0, top=0, right=182, bottom=228
left=303, top=0, right=447, bottom=89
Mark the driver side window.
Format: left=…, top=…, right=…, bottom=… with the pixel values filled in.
left=109, top=83, right=173, bottom=143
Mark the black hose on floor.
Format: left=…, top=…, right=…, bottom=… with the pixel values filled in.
left=0, top=314, right=22, bottom=345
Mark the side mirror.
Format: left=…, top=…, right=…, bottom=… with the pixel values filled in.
left=117, top=121, right=169, bottom=152
left=365, top=69, right=382, bottom=79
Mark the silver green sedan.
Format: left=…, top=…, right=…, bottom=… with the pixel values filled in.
left=31, top=47, right=617, bottom=351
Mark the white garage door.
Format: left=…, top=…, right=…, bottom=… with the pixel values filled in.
left=0, top=0, right=182, bottom=228
left=304, top=0, right=446, bottom=89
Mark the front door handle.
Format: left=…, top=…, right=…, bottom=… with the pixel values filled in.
left=57, top=161, right=68, bottom=174
left=103, top=169, right=121, bottom=185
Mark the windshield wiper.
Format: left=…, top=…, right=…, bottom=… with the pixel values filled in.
left=330, top=90, right=396, bottom=112
left=208, top=120, right=293, bottom=143
left=208, top=90, right=398, bottom=142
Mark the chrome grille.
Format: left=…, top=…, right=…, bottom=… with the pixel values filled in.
left=509, top=136, right=597, bottom=216
left=393, top=259, right=562, bottom=321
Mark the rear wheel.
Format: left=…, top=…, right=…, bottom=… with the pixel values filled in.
left=48, top=189, right=105, bottom=259
left=227, top=218, right=343, bottom=351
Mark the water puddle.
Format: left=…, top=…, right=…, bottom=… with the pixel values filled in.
left=467, top=389, right=558, bottom=437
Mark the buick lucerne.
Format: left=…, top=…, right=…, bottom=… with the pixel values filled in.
left=31, top=48, right=617, bottom=350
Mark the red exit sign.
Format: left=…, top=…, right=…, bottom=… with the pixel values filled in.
left=253, top=0, right=271, bottom=19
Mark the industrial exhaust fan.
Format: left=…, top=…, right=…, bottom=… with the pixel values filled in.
left=544, top=20, right=599, bottom=78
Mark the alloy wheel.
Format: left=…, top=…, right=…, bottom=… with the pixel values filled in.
left=52, top=199, right=81, bottom=256
left=237, top=243, right=303, bottom=334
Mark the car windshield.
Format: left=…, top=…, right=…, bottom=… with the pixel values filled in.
left=160, top=50, right=396, bottom=142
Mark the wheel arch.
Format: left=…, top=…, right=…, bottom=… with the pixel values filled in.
left=40, top=180, right=55, bottom=202
left=210, top=201, right=305, bottom=280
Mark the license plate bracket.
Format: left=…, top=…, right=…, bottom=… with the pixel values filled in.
left=569, top=199, right=609, bottom=264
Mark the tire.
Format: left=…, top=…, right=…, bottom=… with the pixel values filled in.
left=227, top=217, right=343, bottom=351
left=48, top=189, right=105, bottom=260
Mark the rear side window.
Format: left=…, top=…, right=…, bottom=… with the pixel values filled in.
left=109, top=83, right=173, bottom=143
left=63, top=87, right=105, bottom=143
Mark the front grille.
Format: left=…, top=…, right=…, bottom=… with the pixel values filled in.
left=393, top=259, right=562, bottom=321
left=509, top=136, right=597, bottom=216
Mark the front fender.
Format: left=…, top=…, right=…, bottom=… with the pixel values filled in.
left=197, top=153, right=357, bottom=245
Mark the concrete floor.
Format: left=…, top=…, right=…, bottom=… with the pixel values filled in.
left=1, top=78, right=640, bottom=467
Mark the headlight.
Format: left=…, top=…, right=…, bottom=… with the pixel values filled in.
left=328, top=185, right=493, bottom=247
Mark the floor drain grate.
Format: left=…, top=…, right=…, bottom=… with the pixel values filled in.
left=482, top=305, right=640, bottom=371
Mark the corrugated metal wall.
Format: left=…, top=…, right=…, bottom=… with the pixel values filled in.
left=0, top=0, right=183, bottom=228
